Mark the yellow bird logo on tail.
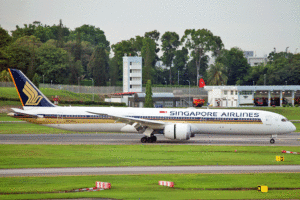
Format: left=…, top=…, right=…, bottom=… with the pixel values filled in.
left=23, top=82, right=43, bottom=105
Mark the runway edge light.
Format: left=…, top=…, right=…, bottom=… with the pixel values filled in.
left=276, top=156, right=284, bottom=161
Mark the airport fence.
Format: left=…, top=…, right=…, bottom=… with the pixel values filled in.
left=0, top=82, right=14, bottom=87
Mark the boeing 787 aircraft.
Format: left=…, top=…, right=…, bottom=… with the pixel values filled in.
left=8, top=69, right=296, bottom=143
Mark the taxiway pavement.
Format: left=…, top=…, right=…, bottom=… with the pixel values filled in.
left=1, top=165, right=300, bottom=177
left=0, top=133, right=299, bottom=146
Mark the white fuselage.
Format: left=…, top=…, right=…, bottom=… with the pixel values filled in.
left=18, top=106, right=296, bottom=135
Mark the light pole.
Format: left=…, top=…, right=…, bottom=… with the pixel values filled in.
left=264, top=74, right=266, bottom=85
left=253, top=81, right=254, bottom=86
left=285, top=81, right=287, bottom=86
left=78, top=77, right=80, bottom=93
left=178, top=70, right=179, bottom=86
left=187, top=80, right=190, bottom=107
left=90, top=78, right=94, bottom=101
left=165, top=80, right=167, bottom=93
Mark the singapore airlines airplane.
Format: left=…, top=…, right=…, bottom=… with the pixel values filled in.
left=8, top=69, right=296, bottom=144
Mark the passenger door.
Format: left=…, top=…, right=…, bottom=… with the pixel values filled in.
left=265, top=115, right=272, bottom=125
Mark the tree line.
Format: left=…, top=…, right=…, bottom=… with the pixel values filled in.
left=1, top=20, right=299, bottom=86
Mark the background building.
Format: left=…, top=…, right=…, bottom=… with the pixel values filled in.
left=128, top=93, right=180, bottom=108
left=244, top=51, right=268, bottom=66
left=205, top=85, right=300, bottom=107
left=123, top=55, right=142, bottom=93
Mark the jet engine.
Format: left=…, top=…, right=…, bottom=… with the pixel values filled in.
left=164, top=124, right=191, bottom=140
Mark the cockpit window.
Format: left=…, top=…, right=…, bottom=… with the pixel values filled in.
left=281, top=118, right=287, bottom=122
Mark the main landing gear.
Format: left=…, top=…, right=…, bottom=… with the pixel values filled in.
left=141, top=136, right=157, bottom=143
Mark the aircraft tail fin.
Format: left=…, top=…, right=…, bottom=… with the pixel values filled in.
left=8, top=68, right=55, bottom=107
left=199, top=78, right=206, bottom=88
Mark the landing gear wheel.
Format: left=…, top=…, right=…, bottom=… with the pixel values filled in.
left=141, top=137, right=147, bottom=143
left=148, top=136, right=157, bottom=143
left=147, top=137, right=153, bottom=143
left=140, top=136, right=157, bottom=143
left=270, top=138, right=275, bottom=144
left=152, top=136, right=157, bottom=142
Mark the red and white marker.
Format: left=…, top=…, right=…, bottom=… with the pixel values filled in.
left=159, top=181, right=174, bottom=187
left=282, top=150, right=300, bottom=155
left=96, top=182, right=111, bottom=189
left=72, top=181, right=111, bottom=192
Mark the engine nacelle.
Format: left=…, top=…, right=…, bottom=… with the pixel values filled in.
left=164, top=124, right=191, bottom=140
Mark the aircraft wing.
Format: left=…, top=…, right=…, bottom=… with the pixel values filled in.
left=87, top=111, right=166, bottom=127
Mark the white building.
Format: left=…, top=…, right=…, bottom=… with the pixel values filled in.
left=123, top=55, right=142, bottom=93
left=205, top=85, right=300, bottom=107
left=247, top=57, right=268, bottom=66
left=205, top=86, right=250, bottom=107
left=243, top=51, right=268, bottom=67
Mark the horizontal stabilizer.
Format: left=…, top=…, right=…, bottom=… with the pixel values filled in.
left=11, top=108, right=38, bottom=117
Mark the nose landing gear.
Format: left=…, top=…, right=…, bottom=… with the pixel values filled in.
left=270, top=134, right=277, bottom=144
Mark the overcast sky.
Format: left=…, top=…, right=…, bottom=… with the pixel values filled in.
left=0, top=0, right=299, bottom=57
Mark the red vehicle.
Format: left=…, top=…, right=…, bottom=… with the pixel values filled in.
left=254, top=98, right=266, bottom=106
left=193, top=99, right=205, bottom=107
left=295, top=97, right=300, bottom=105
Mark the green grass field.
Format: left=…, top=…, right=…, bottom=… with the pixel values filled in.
left=0, top=100, right=22, bottom=107
left=1, top=145, right=300, bottom=169
left=0, top=87, right=101, bottom=102
left=1, top=173, right=300, bottom=199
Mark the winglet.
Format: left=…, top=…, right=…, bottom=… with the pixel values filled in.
left=8, top=69, right=55, bottom=107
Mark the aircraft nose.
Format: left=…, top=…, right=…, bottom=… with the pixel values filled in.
left=290, top=122, right=296, bottom=132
